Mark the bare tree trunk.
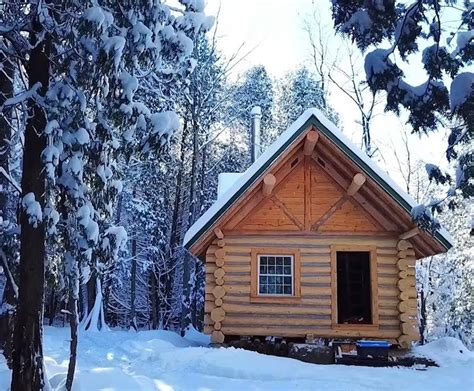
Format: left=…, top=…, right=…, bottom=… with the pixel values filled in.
left=130, top=238, right=137, bottom=330
left=0, top=36, right=15, bottom=370
left=0, top=43, right=14, bottom=223
left=150, top=271, right=158, bottom=329
left=0, top=250, right=17, bottom=368
left=65, top=289, right=78, bottom=391
left=11, top=21, right=50, bottom=391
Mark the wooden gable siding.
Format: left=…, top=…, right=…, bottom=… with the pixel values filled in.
left=230, top=152, right=384, bottom=234
left=204, top=235, right=404, bottom=340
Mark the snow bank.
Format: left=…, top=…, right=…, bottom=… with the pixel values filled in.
left=414, top=337, right=474, bottom=367
left=1, top=328, right=473, bottom=390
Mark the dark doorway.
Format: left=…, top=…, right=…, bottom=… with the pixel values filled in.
left=337, top=251, right=372, bottom=324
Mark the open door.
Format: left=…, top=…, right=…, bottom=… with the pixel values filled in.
left=336, top=251, right=372, bottom=324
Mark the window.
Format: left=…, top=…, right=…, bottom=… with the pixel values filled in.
left=258, top=255, right=293, bottom=295
left=251, top=248, right=301, bottom=302
left=330, top=246, right=379, bottom=328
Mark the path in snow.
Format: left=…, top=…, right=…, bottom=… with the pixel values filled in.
left=0, top=327, right=473, bottom=390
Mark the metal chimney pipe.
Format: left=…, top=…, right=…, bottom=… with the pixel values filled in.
left=250, top=106, right=262, bottom=163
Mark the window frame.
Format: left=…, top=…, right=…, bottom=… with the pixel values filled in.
left=251, top=248, right=301, bottom=303
left=330, top=245, right=379, bottom=330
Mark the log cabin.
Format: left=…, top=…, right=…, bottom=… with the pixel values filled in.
left=183, top=108, right=453, bottom=349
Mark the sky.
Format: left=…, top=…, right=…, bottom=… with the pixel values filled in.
left=204, top=0, right=452, bottom=191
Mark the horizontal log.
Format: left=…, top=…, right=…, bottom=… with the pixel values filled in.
left=398, top=299, right=417, bottom=313
left=216, top=278, right=225, bottom=286
left=399, top=313, right=417, bottom=322
left=224, top=294, right=331, bottom=306
left=376, top=256, right=399, bottom=265
left=379, top=308, right=400, bottom=316
left=211, top=307, right=226, bottom=322
left=223, top=315, right=331, bottom=327
left=214, top=268, right=225, bottom=279
left=397, top=258, right=416, bottom=270
left=398, top=269, right=416, bottom=279
left=204, top=325, right=213, bottom=334
left=221, top=326, right=401, bottom=339
left=211, top=285, right=226, bottom=299
left=223, top=303, right=332, bottom=315
left=214, top=248, right=226, bottom=259
left=397, top=240, right=413, bottom=251
left=215, top=298, right=223, bottom=306
left=222, top=236, right=398, bottom=247
left=398, top=277, right=416, bottom=291
left=378, top=276, right=399, bottom=285
left=205, top=301, right=215, bottom=313
left=211, top=330, right=225, bottom=344
left=225, top=285, right=334, bottom=296
left=398, top=249, right=416, bottom=258
left=401, top=322, right=419, bottom=336
left=301, top=266, right=331, bottom=274
left=379, top=297, right=400, bottom=306
left=399, top=227, right=419, bottom=240
left=217, top=239, right=226, bottom=247
left=300, top=276, right=331, bottom=284
left=214, top=321, right=222, bottom=331
left=399, top=288, right=417, bottom=301
left=398, top=335, right=413, bottom=349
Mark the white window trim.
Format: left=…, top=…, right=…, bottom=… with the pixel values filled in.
left=257, top=254, right=294, bottom=296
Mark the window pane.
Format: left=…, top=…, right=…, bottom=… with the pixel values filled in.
left=258, top=254, right=294, bottom=296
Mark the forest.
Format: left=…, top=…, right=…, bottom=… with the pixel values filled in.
left=0, top=0, right=472, bottom=390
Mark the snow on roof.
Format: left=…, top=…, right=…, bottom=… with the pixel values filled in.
left=217, top=173, right=243, bottom=200
left=183, top=108, right=453, bottom=250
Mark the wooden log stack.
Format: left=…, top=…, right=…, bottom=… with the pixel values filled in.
left=396, top=239, right=419, bottom=348
left=211, top=239, right=226, bottom=344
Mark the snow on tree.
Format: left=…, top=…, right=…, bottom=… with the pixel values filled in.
left=330, top=0, right=473, bottom=226
left=275, top=67, right=339, bottom=133
left=0, top=1, right=212, bottom=389
left=228, top=65, right=275, bottom=151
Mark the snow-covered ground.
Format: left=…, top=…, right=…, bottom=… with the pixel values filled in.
left=1, top=327, right=473, bottom=390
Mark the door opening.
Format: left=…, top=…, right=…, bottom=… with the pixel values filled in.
left=336, top=251, right=372, bottom=324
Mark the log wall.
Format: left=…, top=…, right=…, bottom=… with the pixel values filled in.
left=205, top=234, right=411, bottom=343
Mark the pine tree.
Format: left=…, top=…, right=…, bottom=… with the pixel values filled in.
left=275, top=67, right=339, bottom=133
left=1, top=1, right=212, bottom=388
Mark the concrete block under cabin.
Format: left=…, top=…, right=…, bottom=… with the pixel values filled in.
left=183, top=108, right=453, bottom=354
